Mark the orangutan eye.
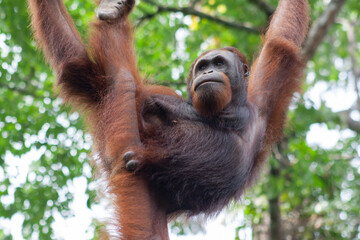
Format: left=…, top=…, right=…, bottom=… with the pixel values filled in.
left=214, top=58, right=225, bottom=66
left=198, top=63, right=207, bottom=71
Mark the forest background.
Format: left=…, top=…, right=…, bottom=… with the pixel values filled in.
left=0, top=0, right=360, bottom=239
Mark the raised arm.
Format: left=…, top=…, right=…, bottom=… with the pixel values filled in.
left=90, top=0, right=141, bottom=84
left=265, top=0, right=309, bottom=47
left=28, top=0, right=110, bottom=106
left=248, top=0, right=310, bottom=142
left=28, top=0, right=87, bottom=67
left=29, top=2, right=167, bottom=238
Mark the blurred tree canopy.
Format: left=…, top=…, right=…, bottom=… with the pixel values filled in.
left=0, top=0, right=360, bottom=239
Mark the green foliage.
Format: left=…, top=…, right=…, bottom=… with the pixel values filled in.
left=1, top=0, right=360, bottom=239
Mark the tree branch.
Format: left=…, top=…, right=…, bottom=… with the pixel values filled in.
left=136, top=7, right=162, bottom=27
left=249, top=0, right=275, bottom=18
left=346, top=117, right=360, bottom=134
left=338, top=110, right=360, bottom=134
left=334, top=19, right=360, bottom=134
left=140, top=0, right=260, bottom=33
left=302, top=0, right=347, bottom=62
left=0, top=68, right=40, bottom=98
left=0, top=82, right=40, bottom=98
left=342, top=19, right=360, bottom=104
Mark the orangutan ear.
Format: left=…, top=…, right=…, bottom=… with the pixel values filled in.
left=244, top=64, right=250, bottom=77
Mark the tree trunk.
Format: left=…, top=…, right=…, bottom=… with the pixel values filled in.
left=269, top=165, right=283, bottom=240
left=269, top=196, right=282, bottom=240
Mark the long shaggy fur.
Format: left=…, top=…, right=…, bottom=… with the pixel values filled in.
left=28, top=0, right=309, bottom=239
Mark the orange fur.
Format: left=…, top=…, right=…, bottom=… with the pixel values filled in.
left=28, top=0, right=309, bottom=239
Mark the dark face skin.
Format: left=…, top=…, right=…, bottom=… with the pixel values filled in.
left=190, top=50, right=249, bottom=118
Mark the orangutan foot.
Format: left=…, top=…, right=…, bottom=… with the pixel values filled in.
left=123, top=151, right=140, bottom=172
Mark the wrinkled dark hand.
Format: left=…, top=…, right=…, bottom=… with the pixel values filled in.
left=97, top=0, right=135, bottom=21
